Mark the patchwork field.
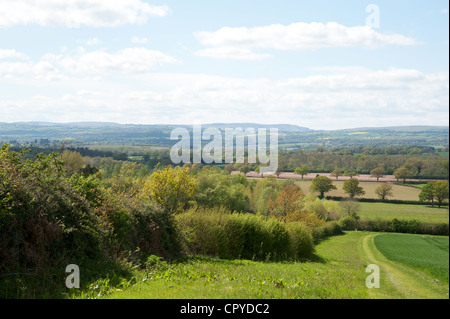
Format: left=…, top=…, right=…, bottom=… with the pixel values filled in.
left=294, top=180, right=423, bottom=201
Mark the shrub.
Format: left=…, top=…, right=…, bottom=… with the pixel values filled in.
left=129, top=203, right=181, bottom=259
left=339, top=216, right=359, bottom=230
left=0, top=146, right=105, bottom=273
left=175, top=208, right=319, bottom=261
left=175, top=208, right=230, bottom=258
left=286, top=222, right=315, bottom=258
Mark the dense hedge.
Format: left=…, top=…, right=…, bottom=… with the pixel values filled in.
left=325, top=196, right=449, bottom=206
left=175, top=208, right=342, bottom=261
left=339, top=217, right=449, bottom=236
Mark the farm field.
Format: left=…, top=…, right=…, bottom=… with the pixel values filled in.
left=102, top=232, right=449, bottom=299
left=293, top=180, right=423, bottom=201
left=374, top=234, right=449, bottom=284
left=359, top=202, right=449, bottom=223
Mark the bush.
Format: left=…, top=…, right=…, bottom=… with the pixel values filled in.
left=310, top=221, right=343, bottom=243
left=175, top=208, right=230, bottom=258
left=347, top=218, right=449, bottom=236
left=0, top=146, right=105, bottom=274
left=129, top=203, right=181, bottom=259
left=286, top=222, right=315, bottom=258
left=339, top=216, right=359, bottom=230
left=176, top=208, right=321, bottom=261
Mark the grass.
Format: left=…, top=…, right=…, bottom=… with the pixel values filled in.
left=363, top=234, right=448, bottom=299
left=358, top=202, right=449, bottom=223
left=63, top=231, right=449, bottom=299
left=295, top=180, right=422, bottom=201
left=402, top=183, right=427, bottom=189
left=374, top=233, right=449, bottom=284
left=103, top=232, right=370, bottom=299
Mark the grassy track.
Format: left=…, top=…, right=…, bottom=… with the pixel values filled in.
left=374, top=234, right=448, bottom=283
left=362, top=233, right=449, bottom=299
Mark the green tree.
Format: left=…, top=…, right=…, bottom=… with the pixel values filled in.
left=344, top=171, right=358, bottom=178
left=433, top=181, right=449, bottom=208
left=60, top=149, right=85, bottom=176
left=239, top=164, right=251, bottom=175
left=342, top=178, right=365, bottom=198
left=310, top=176, right=337, bottom=198
left=419, top=181, right=436, bottom=206
left=375, top=183, right=394, bottom=200
left=330, top=168, right=342, bottom=180
left=407, top=158, right=425, bottom=180
left=224, top=163, right=234, bottom=174
left=440, top=160, right=449, bottom=180
left=370, top=167, right=385, bottom=181
left=275, top=166, right=282, bottom=178
left=141, top=165, right=197, bottom=214
left=394, top=166, right=413, bottom=183
left=294, top=165, right=310, bottom=179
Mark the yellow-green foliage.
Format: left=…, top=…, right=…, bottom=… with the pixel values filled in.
left=176, top=208, right=319, bottom=260
left=141, top=164, right=197, bottom=214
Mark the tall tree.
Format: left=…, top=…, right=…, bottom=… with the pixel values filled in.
left=310, top=176, right=337, bottom=198
left=394, top=166, right=413, bottom=183
left=330, top=168, right=342, bottom=180
left=141, top=165, right=197, bottom=214
left=419, top=181, right=435, bottom=207
left=343, top=178, right=365, bottom=198
left=407, top=158, right=425, bottom=180
left=294, top=165, right=310, bottom=179
left=433, top=181, right=449, bottom=208
left=375, top=183, right=394, bottom=200
left=268, top=184, right=303, bottom=222
left=370, top=167, right=386, bottom=181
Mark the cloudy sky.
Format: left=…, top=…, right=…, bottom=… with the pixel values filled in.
left=0, top=0, right=448, bottom=129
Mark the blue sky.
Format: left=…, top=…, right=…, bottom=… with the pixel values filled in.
left=0, top=0, right=448, bottom=129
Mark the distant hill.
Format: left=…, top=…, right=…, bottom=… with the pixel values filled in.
left=341, top=126, right=449, bottom=132
left=201, top=123, right=311, bottom=132
left=0, top=122, right=448, bottom=149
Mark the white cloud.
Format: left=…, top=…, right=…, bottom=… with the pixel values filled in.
left=1, top=68, right=447, bottom=129
left=0, top=47, right=178, bottom=78
left=131, top=36, right=149, bottom=44
left=195, top=21, right=420, bottom=59
left=52, top=48, right=179, bottom=74
left=85, top=38, right=102, bottom=46
left=0, top=49, right=29, bottom=60
left=0, top=0, right=170, bottom=28
left=195, top=46, right=272, bottom=60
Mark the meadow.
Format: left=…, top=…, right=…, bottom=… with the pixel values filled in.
left=101, top=231, right=449, bottom=299
left=359, top=202, right=449, bottom=223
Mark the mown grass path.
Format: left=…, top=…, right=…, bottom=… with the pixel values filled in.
left=361, top=233, right=449, bottom=299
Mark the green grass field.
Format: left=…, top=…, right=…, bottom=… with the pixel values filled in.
left=104, top=232, right=369, bottom=299
left=295, top=180, right=423, bottom=201
left=374, top=234, right=449, bottom=284
left=99, top=231, right=449, bottom=299
left=359, top=202, right=449, bottom=223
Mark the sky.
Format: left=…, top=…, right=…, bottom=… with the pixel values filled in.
left=0, top=0, right=448, bottom=130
